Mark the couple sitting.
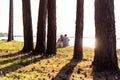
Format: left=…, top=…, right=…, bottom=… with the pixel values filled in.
left=57, top=34, right=70, bottom=48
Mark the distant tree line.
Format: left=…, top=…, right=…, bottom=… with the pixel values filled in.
left=0, top=33, right=8, bottom=37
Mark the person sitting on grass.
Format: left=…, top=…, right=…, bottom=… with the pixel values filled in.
left=57, top=35, right=64, bottom=48
left=62, top=34, right=70, bottom=47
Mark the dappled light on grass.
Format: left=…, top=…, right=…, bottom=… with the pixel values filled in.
left=0, top=41, right=120, bottom=79
left=0, top=42, right=93, bottom=79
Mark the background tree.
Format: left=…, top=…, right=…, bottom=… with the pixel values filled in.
left=8, top=0, right=14, bottom=41
left=73, top=0, right=84, bottom=61
left=93, top=0, right=119, bottom=72
left=32, top=0, right=47, bottom=54
left=21, top=0, right=34, bottom=53
left=46, top=0, right=56, bottom=55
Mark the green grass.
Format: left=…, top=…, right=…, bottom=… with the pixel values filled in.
left=0, top=40, right=120, bottom=80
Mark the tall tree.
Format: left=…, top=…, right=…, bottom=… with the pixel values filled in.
left=93, top=0, right=119, bottom=71
left=46, top=0, right=56, bottom=55
left=21, top=0, right=34, bottom=53
left=33, top=0, right=47, bottom=54
left=73, top=0, right=84, bottom=61
left=8, top=0, right=14, bottom=41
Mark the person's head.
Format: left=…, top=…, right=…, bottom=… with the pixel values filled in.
left=64, top=34, right=67, bottom=37
left=60, top=35, right=63, bottom=38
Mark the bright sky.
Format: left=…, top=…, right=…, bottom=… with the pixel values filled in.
left=0, top=0, right=120, bottom=37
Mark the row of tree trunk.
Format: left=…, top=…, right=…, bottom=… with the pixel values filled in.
left=21, top=0, right=56, bottom=55
left=7, top=0, right=119, bottom=72
left=74, top=0, right=119, bottom=72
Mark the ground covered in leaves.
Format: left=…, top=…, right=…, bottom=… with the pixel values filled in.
left=0, top=40, right=120, bottom=80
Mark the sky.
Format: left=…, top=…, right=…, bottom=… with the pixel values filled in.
left=0, top=0, right=120, bottom=38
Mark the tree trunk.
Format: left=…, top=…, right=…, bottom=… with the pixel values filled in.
left=21, top=0, right=34, bottom=53
left=8, top=0, right=14, bottom=41
left=33, top=0, right=47, bottom=54
left=46, top=0, right=56, bottom=55
left=93, top=0, right=119, bottom=72
left=73, top=0, right=84, bottom=61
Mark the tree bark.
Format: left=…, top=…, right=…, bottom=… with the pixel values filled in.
left=73, top=0, right=84, bottom=61
left=33, top=0, right=47, bottom=54
left=21, top=0, right=34, bottom=53
left=93, top=0, right=119, bottom=72
left=8, top=0, right=14, bottom=41
left=46, top=0, right=56, bottom=55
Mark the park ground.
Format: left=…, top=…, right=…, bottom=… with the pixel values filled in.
left=0, top=40, right=120, bottom=80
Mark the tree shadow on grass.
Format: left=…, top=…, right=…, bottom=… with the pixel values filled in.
left=92, top=71, right=120, bottom=80
left=0, top=52, right=19, bottom=58
left=0, top=52, right=31, bottom=65
left=0, top=51, right=49, bottom=76
left=54, top=59, right=81, bottom=80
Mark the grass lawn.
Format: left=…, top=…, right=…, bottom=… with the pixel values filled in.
left=0, top=40, right=120, bottom=80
